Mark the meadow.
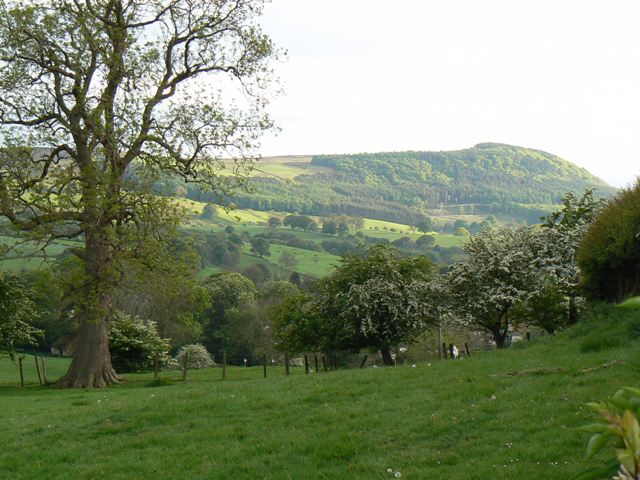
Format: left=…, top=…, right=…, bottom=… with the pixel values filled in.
left=1, top=304, right=638, bottom=479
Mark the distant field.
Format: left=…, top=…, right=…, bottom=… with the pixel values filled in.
left=0, top=205, right=466, bottom=276
left=198, top=242, right=339, bottom=279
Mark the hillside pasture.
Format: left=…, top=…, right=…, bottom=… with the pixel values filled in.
left=0, top=305, right=638, bottom=479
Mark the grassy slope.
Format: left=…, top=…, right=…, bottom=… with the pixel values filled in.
left=1, top=304, right=638, bottom=479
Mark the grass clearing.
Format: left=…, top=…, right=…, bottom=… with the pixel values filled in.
left=1, top=304, right=638, bottom=479
left=617, top=296, right=640, bottom=310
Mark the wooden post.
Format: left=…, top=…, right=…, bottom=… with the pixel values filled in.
left=153, top=354, right=160, bottom=380
left=34, top=354, right=42, bottom=385
left=464, top=342, right=471, bottom=356
left=442, top=342, right=448, bottom=359
left=526, top=331, right=531, bottom=341
left=284, top=352, right=290, bottom=376
left=263, top=353, right=267, bottom=379
left=18, top=356, right=24, bottom=388
left=182, top=350, right=189, bottom=381
left=321, top=355, right=327, bottom=372
left=222, top=351, right=227, bottom=380
left=359, top=354, right=368, bottom=369
left=304, top=354, right=309, bottom=375
left=314, top=354, right=319, bottom=373
left=40, top=355, right=48, bottom=384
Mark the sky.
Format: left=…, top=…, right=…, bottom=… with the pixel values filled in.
left=258, top=0, right=640, bottom=187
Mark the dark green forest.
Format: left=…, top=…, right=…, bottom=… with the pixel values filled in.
left=182, top=143, right=615, bottom=225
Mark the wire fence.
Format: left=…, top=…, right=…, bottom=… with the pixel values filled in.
left=3, top=336, right=494, bottom=388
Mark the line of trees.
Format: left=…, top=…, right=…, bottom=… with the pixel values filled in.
left=271, top=190, right=616, bottom=357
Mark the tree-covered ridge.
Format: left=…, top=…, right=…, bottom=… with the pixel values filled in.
left=187, top=143, right=615, bottom=226
left=311, top=143, right=615, bottom=206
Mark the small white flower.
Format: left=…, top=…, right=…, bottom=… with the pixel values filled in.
left=490, top=394, right=497, bottom=401
left=411, top=364, right=416, bottom=368
left=394, top=472, right=401, bottom=478
left=387, top=468, right=393, bottom=473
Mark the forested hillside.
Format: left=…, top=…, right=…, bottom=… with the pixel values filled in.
left=183, top=143, right=615, bottom=225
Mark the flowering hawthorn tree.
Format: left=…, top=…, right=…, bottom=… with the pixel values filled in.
left=315, top=245, right=439, bottom=365
left=448, top=226, right=536, bottom=347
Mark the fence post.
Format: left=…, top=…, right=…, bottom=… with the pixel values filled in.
left=34, top=355, right=42, bottom=385
left=442, top=342, right=448, bottom=359
left=222, top=351, right=227, bottom=380
left=464, top=342, right=471, bottom=356
left=359, top=354, right=368, bottom=369
left=321, top=354, right=327, bottom=372
left=18, top=355, right=24, bottom=388
left=40, top=355, right=48, bottom=384
left=182, top=350, right=189, bottom=381
left=263, top=353, right=267, bottom=379
left=304, top=355, right=309, bottom=375
left=284, top=352, right=290, bottom=376
left=153, top=354, right=160, bottom=380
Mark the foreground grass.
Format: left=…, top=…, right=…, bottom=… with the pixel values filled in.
left=1, top=305, right=639, bottom=479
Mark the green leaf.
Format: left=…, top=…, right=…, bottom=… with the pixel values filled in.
left=578, top=423, right=610, bottom=434
left=570, top=460, right=620, bottom=480
left=586, top=433, right=610, bottom=459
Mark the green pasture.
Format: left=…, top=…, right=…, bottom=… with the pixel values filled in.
left=617, top=296, right=640, bottom=309
left=198, top=243, right=339, bottom=279
left=1, top=304, right=639, bottom=479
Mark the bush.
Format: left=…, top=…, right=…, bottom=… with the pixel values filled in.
left=579, top=179, right=640, bottom=301
left=108, top=311, right=171, bottom=373
left=574, top=387, right=640, bottom=480
left=175, top=344, right=213, bottom=380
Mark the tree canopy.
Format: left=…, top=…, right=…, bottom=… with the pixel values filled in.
left=274, top=245, right=440, bottom=365
left=0, top=0, right=278, bottom=387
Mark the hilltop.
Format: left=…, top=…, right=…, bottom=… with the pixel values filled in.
left=182, top=143, right=615, bottom=226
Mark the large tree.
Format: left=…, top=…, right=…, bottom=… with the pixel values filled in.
left=448, top=226, right=535, bottom=348
left=274, top=245, right=440, bottom=365
left=0, top=0, right=277, bottom=387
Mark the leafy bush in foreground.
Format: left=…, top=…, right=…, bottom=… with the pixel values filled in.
left=574, top=387, right=640, bottom=480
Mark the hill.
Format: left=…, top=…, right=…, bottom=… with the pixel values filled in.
left=1, top=303, right=638, bottom=479
left=182, top=143, right=615, bottom=226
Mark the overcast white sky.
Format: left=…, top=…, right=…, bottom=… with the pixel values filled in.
left=259, top=0, right=640, bottom=187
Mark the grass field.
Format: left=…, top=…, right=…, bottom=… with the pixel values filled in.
left=198, top=243, right=340, bottom=279
left=1, top=304, right=638, bottom=479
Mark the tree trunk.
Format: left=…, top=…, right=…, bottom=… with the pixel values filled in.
left=568, top=296, right=578, bottom=325
left=493, top=311, right=509, bottom=348
left=56, top=316, right=119, bottom=388
left=56, top=225, right=119, bottom=388
left=380, top=347, right=394, bottom=366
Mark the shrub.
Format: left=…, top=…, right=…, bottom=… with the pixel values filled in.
left=108, top=311, right=171, bottom=373
left=175, top=344, right=213, bottom=380
left=579, top=179, right=640, bottom=301
left=574, top=387, right=640, bottom=480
